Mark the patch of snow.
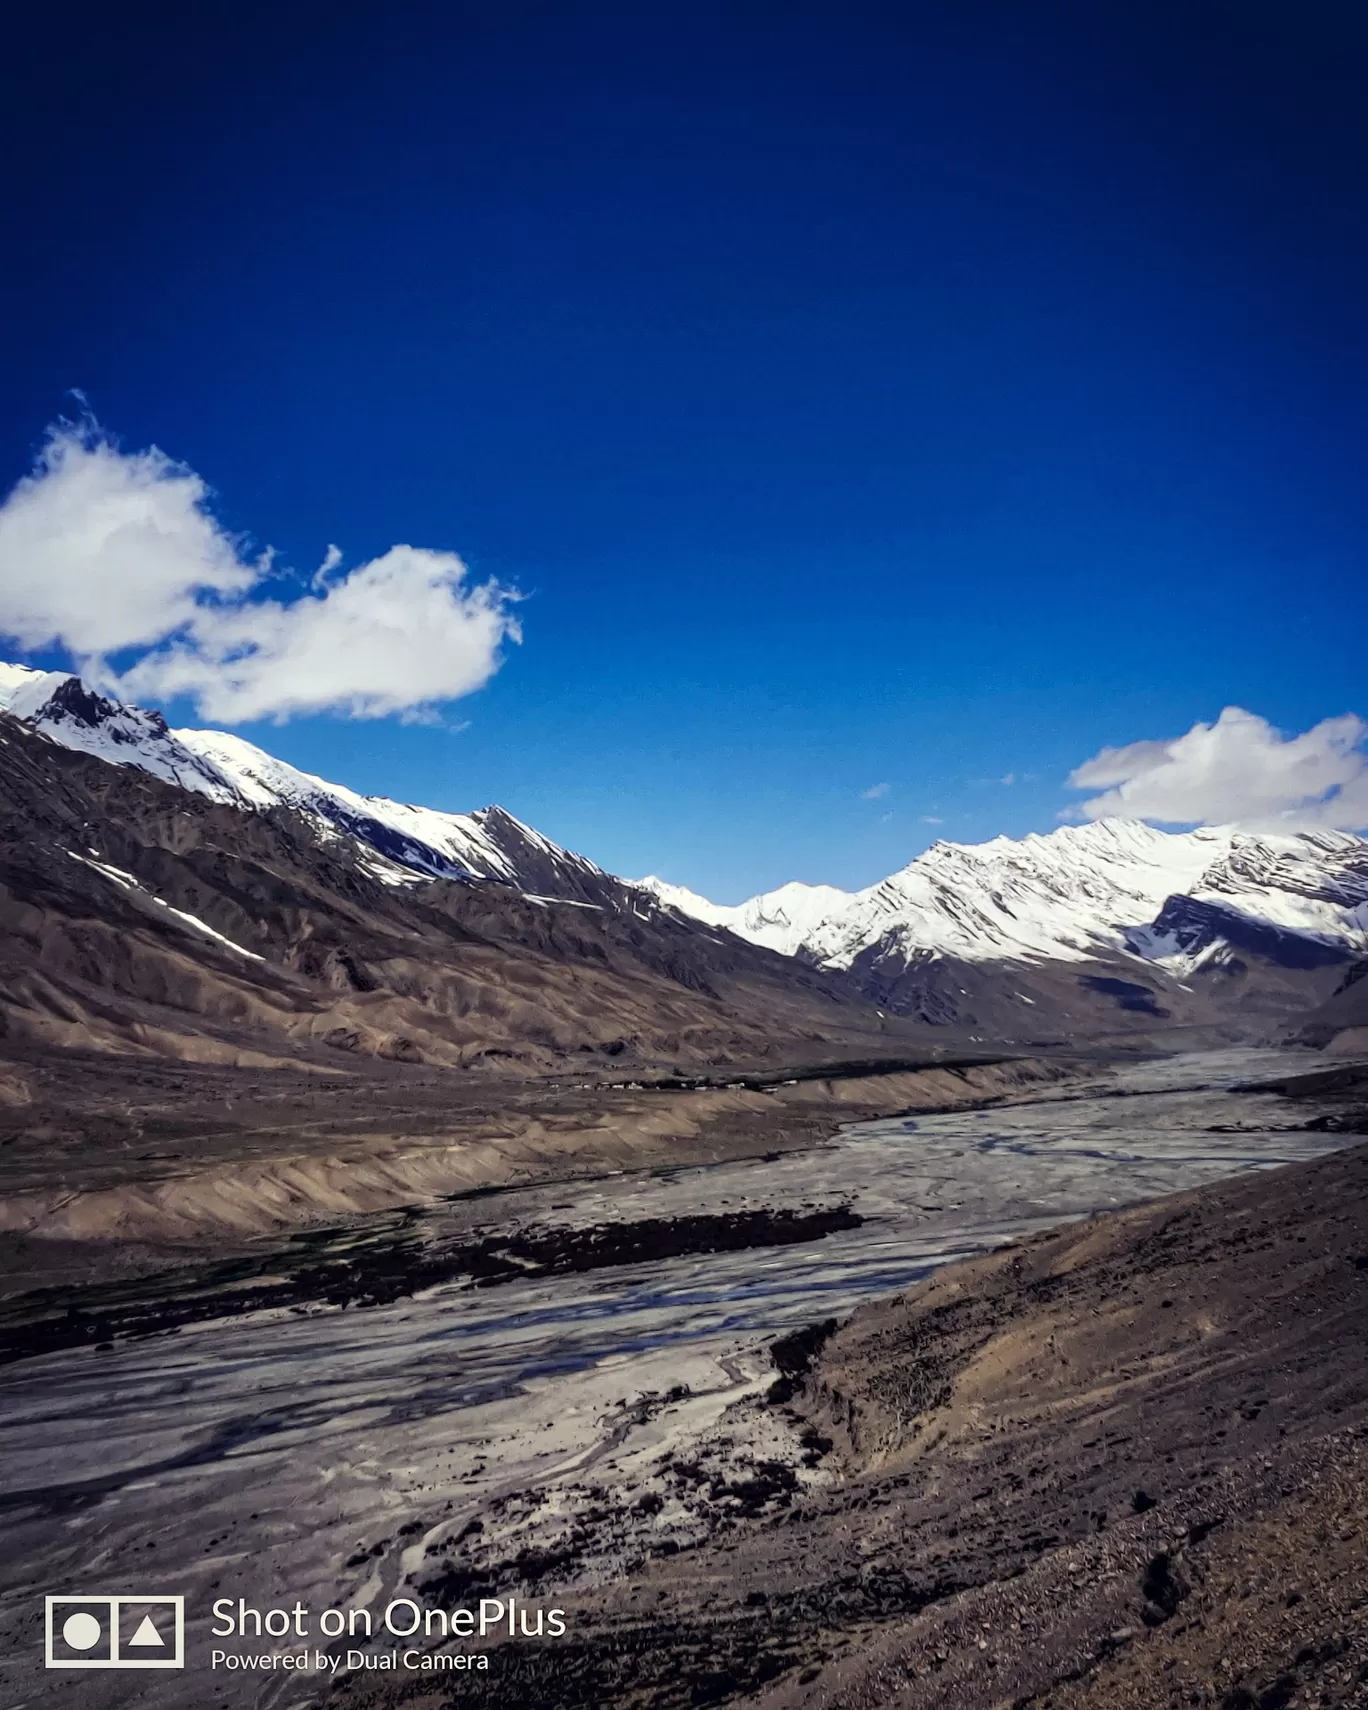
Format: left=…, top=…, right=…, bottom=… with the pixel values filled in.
left=636, top=875, right=853, bottom=956
left=66, top=852, right=264, bottom=960
left=68, top=852, right=139, bottom=889
left=152, top=899, right=266, bottom=961
left=0, top=662, right=74, bottom=721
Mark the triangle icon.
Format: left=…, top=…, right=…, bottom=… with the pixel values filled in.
left=129, top=1615, right=165, bottom=1647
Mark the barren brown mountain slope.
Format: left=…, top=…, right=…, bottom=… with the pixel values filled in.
left=0, top=711, right=929, bottom=1076
left=3, top=713, right=1096, bottom=1268
left=1295, top=960, right=1368, bottom=1056
left=347, top=1128, right=1368, bottom=1710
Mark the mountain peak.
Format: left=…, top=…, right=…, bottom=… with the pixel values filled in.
left=45, top=674, right=170, bottom=736
left=651, top=818, right=1368, bottom=972
left=5, top=657, right=1366, bottom=984
left=0, top=661, right=79, bottom=721
left=0, top=661, right=612, bottom=900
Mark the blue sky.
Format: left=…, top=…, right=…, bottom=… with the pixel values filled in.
left=1, top=2, right=1365, bottom=899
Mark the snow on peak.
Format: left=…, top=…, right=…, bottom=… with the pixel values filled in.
left=0, top=662, right=76, bottom=721
left=648, top=817, right=1368, bottom=969
left=1189, top=829, right=1368, bottom=947
left=636, top=875, right=855, bottom=956
left=0, top=668, right=242, bottom=800
left=167, top=731, right=605, bottom=886
left=635, top=877, right=746, bottom=930
left=0, top=660, right=604, bottom=896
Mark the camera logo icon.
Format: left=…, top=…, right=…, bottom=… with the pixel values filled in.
left=45, top=1595, right=185, bottom=1669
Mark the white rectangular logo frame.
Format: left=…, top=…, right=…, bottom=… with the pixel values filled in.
left=45, top=1595, right=186, bottom=1669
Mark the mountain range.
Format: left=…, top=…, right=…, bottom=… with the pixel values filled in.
left=1, top=660, right=1366, bottom=1060
left=641, top=817, right=1368, bottom=974
left=0, top=663, right=926, bottom=1080
left=0, top=662, right=612, bottom=897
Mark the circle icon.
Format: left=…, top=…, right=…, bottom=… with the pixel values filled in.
left=62, top=1612, right=103, bottom=1651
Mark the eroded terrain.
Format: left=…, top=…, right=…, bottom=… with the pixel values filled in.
left=2, top=1049, right=1365, bottom=1709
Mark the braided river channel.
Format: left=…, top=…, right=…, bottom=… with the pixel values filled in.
left=0, top=1046, right=1355, bottom=1708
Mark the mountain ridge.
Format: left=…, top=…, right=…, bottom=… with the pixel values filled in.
left=0, top=702, right=935, bottom=1077
left=3, top=660, right=1367, bottom=1048
left=0, top=661, right=611, bottom=899
left=640, top=818, right=1368, bottom=974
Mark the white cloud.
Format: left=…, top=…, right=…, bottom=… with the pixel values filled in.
left=922, top=815, right=944, bottom=825
left=0, top=424, right=257, bottom=655
left=0, top=423, right=521, bottom=723
left=1068, top=707, right=1368, bottom=831
left=122, top=546, right=520, bottom=723
left=311, top=543, right=344, bottom=590
left=862, top=781, right=891, bottom=799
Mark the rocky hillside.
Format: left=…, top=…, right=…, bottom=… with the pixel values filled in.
left=1294, top=959, right=1368, bottom=1054
left=0, top=661, right=618, bottom=893
left=645, top=819, right=1368, bottom=1041
left=2, top=660, right=1362, bottom=1053
left=0, top=709, right=925, bottom=1076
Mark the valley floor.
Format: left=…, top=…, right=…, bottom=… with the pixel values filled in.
left=0, top=1048, right=1079, bottom=1285
left=319, top=1064, right=1368, bottom=1710
left=1, top=1050, right=1367, bottom=1709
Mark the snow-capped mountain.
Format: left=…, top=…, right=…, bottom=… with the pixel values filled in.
left=642, top=818, right=1368, bottom=976
left=0, top=690, right=928, bottom=1078
left=0, top=663, right=242, bottom=800
left=6, top=659, right=1367, bottom=1008
left=636, top=876, right=855, bottom=957
left=0, top=662, right=611, bottom=901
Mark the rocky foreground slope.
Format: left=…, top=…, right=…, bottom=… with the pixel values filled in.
left=336, top=1083, right=1368, bottom=1710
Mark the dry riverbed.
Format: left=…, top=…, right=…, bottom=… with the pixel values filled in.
left=1, top=1049, right=1365, bottom=1710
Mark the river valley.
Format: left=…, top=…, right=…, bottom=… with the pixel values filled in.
left=1, top=1045, right=1363, bottom=1710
